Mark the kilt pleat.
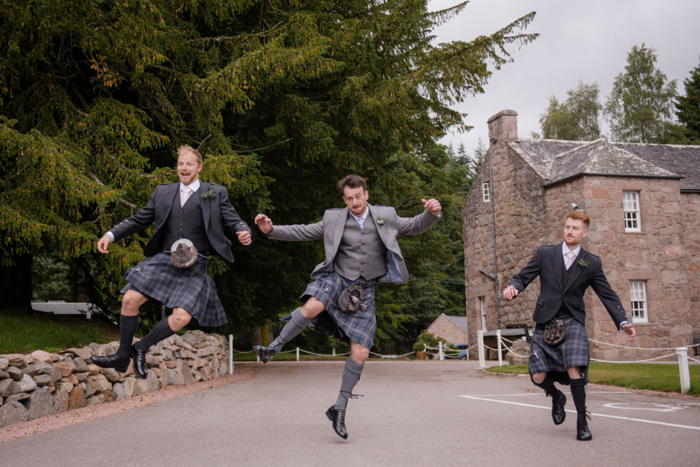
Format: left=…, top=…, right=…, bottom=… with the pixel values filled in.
left=528, top=317, right=589, bottom=383
left=120, top=252, right=227, bottom=327
left=301, top=273, right=376, bottom=350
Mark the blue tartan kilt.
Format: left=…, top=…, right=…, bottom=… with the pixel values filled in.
left=528, top=317, right=590, bottom=384
left=301, top=273, right=376, bottom=350
left=120, top=252, right=227, bottom=327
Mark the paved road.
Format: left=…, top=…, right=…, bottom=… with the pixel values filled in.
left=1, top=361, right=699, bottom=466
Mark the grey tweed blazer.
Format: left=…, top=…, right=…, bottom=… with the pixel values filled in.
left=270, top=203, right=440, bottom=283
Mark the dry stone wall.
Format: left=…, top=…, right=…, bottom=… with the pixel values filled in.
left=0, top=330, right=228, bottom=428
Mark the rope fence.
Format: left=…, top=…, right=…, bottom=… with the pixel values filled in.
left=473, top=329, right=697, bottom=394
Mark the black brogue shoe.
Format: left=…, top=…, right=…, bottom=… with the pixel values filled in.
left=253, top=345, right=277, bottom=364
left=576, top=419, right=593, bottom=441
left=131, top=345, right=148, bottom=379
left=551, top=390, right=567, bottom=425
left=325, top=406, right=348, bottom=440
left=89, top=351, right=131, bottom=373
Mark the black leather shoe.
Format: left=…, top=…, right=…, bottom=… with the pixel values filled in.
left=576, top=419, right=593, bottom=441
left=132, top=345, right=148, bottom=379
left=551, top=390, right=567, bottom=425
left=90, top=351, right=131, bottom=373
left=253, top=345, right=277, bottom=364
left=325, top=406, right=348, bottom=439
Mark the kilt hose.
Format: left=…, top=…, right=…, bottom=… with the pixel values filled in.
left=121, top=252, right=227, bottom=327
left=301, top=272, right=376, bottom=350
left=529, top=316, right=590, bottom=385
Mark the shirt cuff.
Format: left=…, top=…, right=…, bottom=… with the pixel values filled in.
left=619, top=320, right=629, bottom=331
left=106, top=231, right=115, bottom=242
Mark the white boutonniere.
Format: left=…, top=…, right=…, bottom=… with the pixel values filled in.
left=376, top=216, right=387, bottom=226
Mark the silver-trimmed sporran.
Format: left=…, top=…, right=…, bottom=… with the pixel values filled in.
left=170, top=239, right=198, bottom=268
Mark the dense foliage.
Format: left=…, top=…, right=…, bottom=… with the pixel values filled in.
left=538, top=82, right=602, bottom=141
left=1, top=1, right=537, bottom=350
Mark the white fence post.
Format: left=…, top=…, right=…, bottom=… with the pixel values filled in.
left=477, top=330, right=485, bottom=369
left=296, top=347, right=300, bottom=362
left=439, top=341, right=444, bottom=361
left=332, top=348, right=336, bottom=357
left=496, top=329, right=503, bottom=367
left=677, top=347, right=691, bottom=394
left=228, top=334, right=233, bottom=375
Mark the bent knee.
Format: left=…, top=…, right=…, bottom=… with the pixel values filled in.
left=169, top=309, right=192, bottom=330
left=531, top=372, right=546, bottom=385
left=301, top=297, right=325, bottom=319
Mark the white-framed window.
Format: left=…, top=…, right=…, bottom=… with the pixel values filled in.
left=623, top=191, right=641, bottom=232
left=482, top=181, right=491, bottom=203
left=629, top=281, right=648, bottom=323
left=479, top=297, right=487, bottom=331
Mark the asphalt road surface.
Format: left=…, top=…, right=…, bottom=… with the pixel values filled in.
left=1, top=361, right=699, bottom=466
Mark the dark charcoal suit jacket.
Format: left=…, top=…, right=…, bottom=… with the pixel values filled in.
left=508, top=243, right=627, bottom=329
left=109, top=182, right=252, bottom=263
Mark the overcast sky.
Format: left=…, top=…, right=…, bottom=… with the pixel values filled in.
left=429, top=0, right=700, bottom=155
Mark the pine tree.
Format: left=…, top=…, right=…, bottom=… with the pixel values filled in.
left=676, top=61, right=700, bottom=143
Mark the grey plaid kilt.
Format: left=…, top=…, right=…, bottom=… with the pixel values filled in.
left=528, top=316, right=589, bottom=384
left=120, top=252, right=227, bottom=327
left=301, top=272, right=376, bottom=350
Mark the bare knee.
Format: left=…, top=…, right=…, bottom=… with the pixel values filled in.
left=168, top=308, right=192, bottom=332
left=301, top=297, right=325, bottom=319
left=121, top=291, right=147, bottom=316
left=567, top=366, right=583, bottom=379
left=350, top=343, right=370, bottom=365
left=531, top=372, right=546, bottom=385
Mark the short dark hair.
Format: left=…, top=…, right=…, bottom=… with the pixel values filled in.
left=566, top=210, right=590, bottom=228
left=337, top=174, right=367, bottom=194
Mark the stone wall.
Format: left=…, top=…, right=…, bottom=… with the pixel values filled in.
left=0, top=331, right=229, bottom=428
left=681, top=192, right=700, bottom=337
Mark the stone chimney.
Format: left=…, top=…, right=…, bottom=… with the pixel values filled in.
left=487, top=110, right=518, bottom=146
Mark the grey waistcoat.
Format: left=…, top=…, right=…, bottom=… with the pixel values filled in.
left=160, top=191, right=213, bottom=254
left=333, top=211, right=387, bottom=281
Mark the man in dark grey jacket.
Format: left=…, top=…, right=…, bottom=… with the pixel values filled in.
left=253, top=174, right=441, bottom=439
left=91, top=145, right=253, bottom=380
left=503, top=210, right=636, bottom=441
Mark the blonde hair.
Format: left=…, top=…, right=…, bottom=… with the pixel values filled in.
left=177, top=145, right=203, bottom=165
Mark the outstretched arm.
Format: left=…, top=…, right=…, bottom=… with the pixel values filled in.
left=98, top=189, right=158, bottom=254
left=394, top=198, right=442, bottom=236
left=503, top=248, right=542, bottom=300
left=255, top=214, right=324, bottom=241
left=590, top=261, right=637, bottom=342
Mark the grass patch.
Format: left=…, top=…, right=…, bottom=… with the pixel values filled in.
left=0, top=309, right=120, bottom=354
left=483, top=362, right=700, bottom=396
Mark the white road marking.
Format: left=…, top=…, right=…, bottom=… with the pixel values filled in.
left=459, top=395, right=700, bottom=431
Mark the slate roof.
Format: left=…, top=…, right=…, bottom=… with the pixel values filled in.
left=444, top=315, right=468, bottom=334
left=508, top=139, right=700, bottom=192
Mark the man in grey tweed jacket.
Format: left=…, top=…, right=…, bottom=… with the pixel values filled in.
left=253, top=174, right=441, bottom=439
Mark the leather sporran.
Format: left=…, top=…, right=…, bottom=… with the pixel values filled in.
left=170, top=239, right=198, bottom=268
left=338, top=285, right=366, bottom=314
left=543, top=318, right=566, bottom=346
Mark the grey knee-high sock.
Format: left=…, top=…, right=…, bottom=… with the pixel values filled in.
left=334, top=357, right=365, bottom=410
left=270, top=308, right=310, bottom=352
left=532, top=374, right=561, bottom=400
left=135, top=318, right=175, bottom=351
left=570, top=377, right=588, bottom=421
left=118, top=315, right=139, bottom=354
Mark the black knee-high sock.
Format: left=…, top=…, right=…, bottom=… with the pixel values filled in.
left=135, top=318, right=175, bottom=351
left=334, top=357, right=364, bottom=410
left=118, top=315, right=139, bottom=354
left=532, top=374, right=561, bottom=400
left=570, top=377, right=588, bottom=421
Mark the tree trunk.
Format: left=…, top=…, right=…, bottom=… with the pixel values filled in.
left=0, top=254, right=33, bottom=310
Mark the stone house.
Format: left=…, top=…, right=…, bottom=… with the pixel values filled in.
left=427, top=314, right=469, bottom=346
left=462, top=109, right=700, bottom=360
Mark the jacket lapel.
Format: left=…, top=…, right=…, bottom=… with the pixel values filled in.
left=158, top=183, right=180, bottom=229
left=368, top=204, right=391, bottom=250
left=551, top=245, right=564, bottom=291
left=563, top=248, right=586, bottom=293
left=332, top=208, right=347, bottom=253
left=200, top=182, right=211, bottom=230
